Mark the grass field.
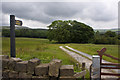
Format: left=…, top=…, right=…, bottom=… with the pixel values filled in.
left=2, top=37, right=78, bottom=64
left=65, top=44, right=119, bottom=63
left=2, top=37, right=119, bottom=78
left=2, top=37, right=119, bottom=63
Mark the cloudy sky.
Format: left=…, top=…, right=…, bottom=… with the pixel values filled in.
left=1, top=0, right=119, bottom=29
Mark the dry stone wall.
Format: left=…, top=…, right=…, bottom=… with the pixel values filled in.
left=1, top=55, right=77, bottom=80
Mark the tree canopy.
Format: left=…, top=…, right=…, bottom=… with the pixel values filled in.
left=47, top=20, right=94, bottom=43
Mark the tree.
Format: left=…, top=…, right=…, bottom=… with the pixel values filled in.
left=47, top=20, right=94, bottom=43
left=105, top=31, right=116, bottom=37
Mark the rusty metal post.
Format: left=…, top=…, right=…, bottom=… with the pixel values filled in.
left=10, top=15, right=16, bottom=57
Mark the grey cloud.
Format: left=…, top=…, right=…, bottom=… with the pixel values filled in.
left=1, top=13, right=9, bottom=26
left=2, top=2, right=54, bottom=24
left=2, top=2, right=117, bottom=25
left=75, top=3, right=117, bottom=21
left=44, top=2, right=80, bottom=18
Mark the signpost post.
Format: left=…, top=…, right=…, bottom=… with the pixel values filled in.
left=10, top=15, right=16, bottom=57
left=10, top=15, right=23, bottom=57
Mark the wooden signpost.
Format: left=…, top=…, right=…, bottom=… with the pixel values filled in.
left=10, top=15, right=22, bottom=57
left=15, top=20, right=22, bottom=26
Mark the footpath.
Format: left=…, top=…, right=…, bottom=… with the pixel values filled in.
left=59, top=46, right=118, bottom=79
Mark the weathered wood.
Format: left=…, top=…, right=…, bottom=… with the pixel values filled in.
left=81, top=63, right=85, bottom=80
left=97, top=48, right=120, bottom=78
left=101, top=73, right=120, bottom=76
left=101, top=63, right=120, bottom=66
left=101, top=66, right=120, bottom=69
left=97, top=48, right=106, bottom=56
left=103, top=53, right=120, bottom=61
left=73, top=70, right=86, bottom=78
left=10, top=15, right=16, bottom=57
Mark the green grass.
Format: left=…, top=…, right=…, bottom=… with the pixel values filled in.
left=65, top=44, right=119, bottom=63
left=2, top=37, right=90, bottom=79
left=2, top=37, right=78, bottom=65
left=2, top=37, right=119, bottom=79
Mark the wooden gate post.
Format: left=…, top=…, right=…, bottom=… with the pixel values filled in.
left=82, top=62, right=85, bottom=80
left=92, top=55, right=100, bottom=80
left=10, top=15, right=16, bottom=57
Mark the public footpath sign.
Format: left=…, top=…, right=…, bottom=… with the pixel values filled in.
left=10, top=15, right=23, bottom=57
left=15, top=20, right=22, bottom=26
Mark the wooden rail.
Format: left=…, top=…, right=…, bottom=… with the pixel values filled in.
left=97, top=48, right=120, bottom=79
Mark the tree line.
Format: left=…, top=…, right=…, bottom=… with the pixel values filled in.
left=2, top=29, right=48, bottom=38
left=94, top=30, right=120, bottom=44
left=2, top=20, right=120, bottom=44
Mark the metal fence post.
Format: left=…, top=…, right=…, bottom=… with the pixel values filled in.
left=10, top=15, right=16, bottom=57
left=92, top=55, right=100, bottom=80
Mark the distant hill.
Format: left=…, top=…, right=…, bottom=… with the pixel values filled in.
left=2, top=26, right=30, bottom=29
left=94, top=28, right=120, bottom=34
left=2, top=26, right=48, bottom=30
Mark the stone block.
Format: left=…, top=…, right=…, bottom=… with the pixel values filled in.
left=0, top=55, right=9, bottom=59
left=19, top=78, right=31, bottom=80
left=9, top=71, right=18, bottom=78
left=9, top=78, right=19, bottom=80
left=2, top=59, right=9, bottom=70
left=35, top=63, right=49, bottom=76
left=59, top=76, right=76, bottom=80
left=19, top=72, right=32, bottom=78
left=49, top=59, right=62, bottom=77
left=32, top=76, right=49, bottom=80
left=1, top=78, right=9, bottom=80
left=2, top=70, right=10, bottom=78
left=60, top=65, right=74, bottom=76
left=15, top=61, right=28, bottom=72
left=8, top=58, right=22, bottom=71
left=27, top=58, right=40, bottom=74
left=11, top=58, right=22, bottom=62
left=50, top=77, right=57, bottom=80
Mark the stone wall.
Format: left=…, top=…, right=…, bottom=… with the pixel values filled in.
left=1, top=55, right=78, bottom=80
